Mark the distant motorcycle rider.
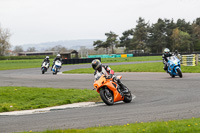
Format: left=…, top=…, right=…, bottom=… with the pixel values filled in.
left=42, top=56, right=50, bottom=68
left=92, top=59, right=128, bottom=95
left=51, top=54, right=62, bottom=70
left=174, top=50, right=178, bottom=56
left=174, top=50, right=181, bottom=60
left=162, top=48, right=173, bottom=71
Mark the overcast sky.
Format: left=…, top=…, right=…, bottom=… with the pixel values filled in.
left=0, top=0, right=200, bottom=46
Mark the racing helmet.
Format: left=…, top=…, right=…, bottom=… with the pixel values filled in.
left=92, top=59, right=102, bottom=70
left=164, top=48, right=170, bottom=55
left=46, top=56, right=49, bottom=59
left=57, top=54, right=61, bottom=58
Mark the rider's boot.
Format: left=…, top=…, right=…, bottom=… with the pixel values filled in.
left=51, top=64, right=54, bottom=71
left=164, top=64, right=169, bottom=73
left=117, top=79, right=129, bottom=95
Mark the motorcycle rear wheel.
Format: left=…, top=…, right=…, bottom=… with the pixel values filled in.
left=170, top=74, right=175, bottom=78
left=122, top=86, right=132, bottom=103
left=100, top=88, right=114, bottom=106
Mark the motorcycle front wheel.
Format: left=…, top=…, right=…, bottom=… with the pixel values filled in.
left=100, top=88, right=114, bottom=106
left=53, top=68, right=57, bottom=75
left=42, top=69, right=45, bottom=74
left=177, top=68, right=182, bottom=78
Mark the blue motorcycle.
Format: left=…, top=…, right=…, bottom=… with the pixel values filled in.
left=167, top=55, right=182, bottom=78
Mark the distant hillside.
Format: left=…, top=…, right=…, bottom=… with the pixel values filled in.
left=20, top=39, right=104, bottom=51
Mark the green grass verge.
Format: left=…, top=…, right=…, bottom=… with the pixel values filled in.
left=0, top=86, right=100, bottom=112
left=0, top=56, right=161, bottom=71
left=23, top=117, right=200, bottom=133
left=0, top=55, right=55, bottom=60
left=63, top=62, right=200, bottom=74
left=0, top=59, right=43, bottom=70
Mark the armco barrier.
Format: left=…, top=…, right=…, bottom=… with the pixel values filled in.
left=199, top=54, right=200, bottom=62
left=181, top=54, right=197, bottom=66
left=62, top=58, right=101, bottom=64
left=121, top=54, right=127, bottom=58
left=88, top=54, right=133, bottom=58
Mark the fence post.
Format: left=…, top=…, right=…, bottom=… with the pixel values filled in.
left=195, top=54, right=198, bottom=65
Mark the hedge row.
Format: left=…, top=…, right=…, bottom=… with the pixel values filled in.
left=0, top=55, right=56, bottom=60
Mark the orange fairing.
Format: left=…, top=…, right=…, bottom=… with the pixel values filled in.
left=93, top=75, right=124, bottom=102
left=93, top=75, right=106, bottom=92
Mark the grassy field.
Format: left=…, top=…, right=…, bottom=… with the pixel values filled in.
left=0, top=59, right=43, bottom=70
left=0, top=86, right=100, bottom=112
left=23, top=117, right=200, bottom=133
left=0, top=56, right=161, bottom=71
left=63, top=62, right=200, bottom=74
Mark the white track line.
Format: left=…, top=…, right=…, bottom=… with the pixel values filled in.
left=0, top=94, right=136, bottom=116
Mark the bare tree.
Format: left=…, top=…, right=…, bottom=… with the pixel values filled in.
left=13, top=45, right=24, bottom=53
left=46, top=45, right=68, bottom=53
left=0, top=25, right=11, bottom=56
left=27, top=47, right=36, bottom=52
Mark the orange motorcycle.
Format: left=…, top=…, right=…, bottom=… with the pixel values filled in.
left=93, top=74, right=132, bottom=105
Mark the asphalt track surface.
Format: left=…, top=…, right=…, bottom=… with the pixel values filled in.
left=1, top=61, right=200, bottom=133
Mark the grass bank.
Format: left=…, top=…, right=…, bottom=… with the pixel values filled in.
left=23, top=117, right=200, bottom=133
left=63, top=62, right=200, bottom=74
left=0, top=56, right=161, bottom=71
left=0, top=59, right=43, bottom=70
left=0, top=86, right=100, bottom=112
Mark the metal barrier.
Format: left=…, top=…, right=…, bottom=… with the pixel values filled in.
left=88, top=54, right=133, bottom=58
left=199, top=54, right=200, bottom=62
left=62, top=58, right=101, bottom=64
left=181, top=54, right=198, bottom=66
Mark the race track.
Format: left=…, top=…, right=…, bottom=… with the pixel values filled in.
left=0, top=61, right=200, bottom=133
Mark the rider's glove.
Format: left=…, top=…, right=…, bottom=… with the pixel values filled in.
left=94, top=71, right=97, bottom=75
left=112, top=75, right=116, bottom=81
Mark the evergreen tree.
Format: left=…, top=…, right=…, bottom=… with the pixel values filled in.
left=93, top=31, right=118, bottom=54
left=132, top=17, right=149, bottom=52
left=164, top=19, right=176, bottom=50
left=93, top=40, right=105, bottom=52
left=192, top=18, right=200, bottom=51
left=148, top=18, right=167, bottom=53
left=117, top=29, right=134, bottom=53
left=105, top=31, right=118, bottom=54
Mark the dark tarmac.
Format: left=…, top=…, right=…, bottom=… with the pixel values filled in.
left=0, top=61, right=200, bottom=133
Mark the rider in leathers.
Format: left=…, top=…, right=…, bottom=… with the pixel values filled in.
left=41, top=56, right=50, bottom=68
left=51, top=54, right=62, bottom=70
left=92, top=59, right=128, bottom=95
left=162, top=48, right=173, bottom=71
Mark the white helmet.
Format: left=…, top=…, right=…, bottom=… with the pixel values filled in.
left=46, top=56, right=49, bottom=59
left=57, top=54, right=61, bottom=58
left=164, top=48, right=170, bottom=53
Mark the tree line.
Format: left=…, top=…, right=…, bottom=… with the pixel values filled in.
left=93, top=17, right=200, bottom=54
left=1, top=17, right=200, bottom=56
